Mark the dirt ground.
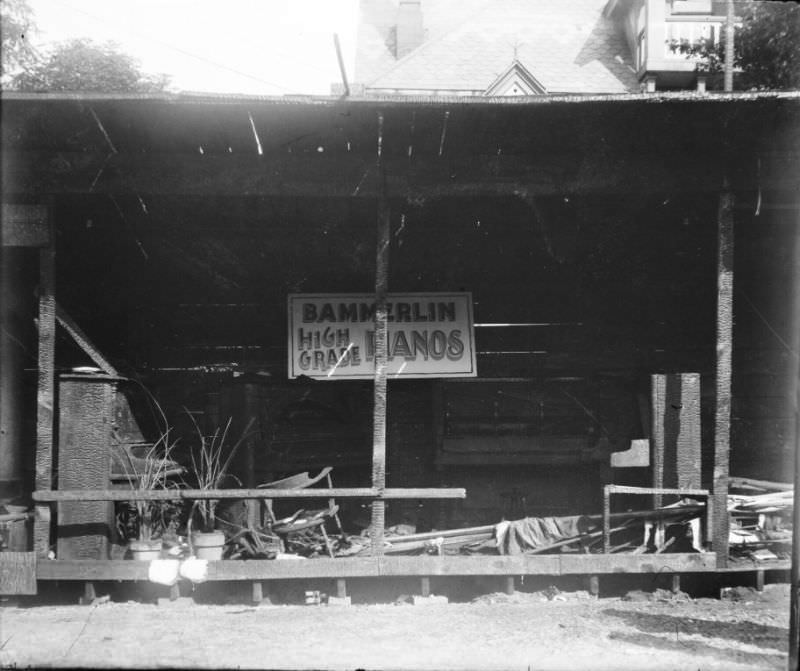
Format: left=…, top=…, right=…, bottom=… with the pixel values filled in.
left=0, top=582, right=791, bottom=670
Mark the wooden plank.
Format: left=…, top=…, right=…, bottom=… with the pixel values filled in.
left=0, top=552, right=37, bottom=595
left=606, top=485, right=709, bottom=497
left=33, top=487, right=467, bottom=502
left=1, top=204, right=49, bottom=247
left=371, top=112, right=389, bottom=557
left=55, top=304, right=119, bottom=376
left=34, top=239, right=55, bottom=558
left=714, top=184, right=734, bottom=568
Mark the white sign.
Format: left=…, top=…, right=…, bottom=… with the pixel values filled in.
left=288, top=293, right=477, bottom=380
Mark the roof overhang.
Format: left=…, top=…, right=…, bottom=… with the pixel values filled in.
left=2, top=90, right=799, bottom=200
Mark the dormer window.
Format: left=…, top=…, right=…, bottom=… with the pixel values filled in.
left=485, top=61, right=547, bottom=97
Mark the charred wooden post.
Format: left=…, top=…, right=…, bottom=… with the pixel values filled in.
left=713, top=183, right=734, bottom=569
left=34, top=208, right=56, bottom=558
left=57, top=376, right=117, bottom=559
left=371, top=112, right=389, bottom=556
left=651, top=373, right=702, bottom=509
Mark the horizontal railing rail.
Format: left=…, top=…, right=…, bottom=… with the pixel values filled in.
left=32, top=487, right=466, bottom=502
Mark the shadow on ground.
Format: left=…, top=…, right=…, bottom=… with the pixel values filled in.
left=603, top=607, right=787, bottom=669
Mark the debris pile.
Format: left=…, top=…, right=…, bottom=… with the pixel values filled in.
left=728, top=477, right=793, bottom=562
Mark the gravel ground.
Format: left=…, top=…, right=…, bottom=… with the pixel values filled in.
left=0, top=583, right=790, bottom=670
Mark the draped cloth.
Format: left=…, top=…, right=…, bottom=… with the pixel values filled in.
left=495, top=515, right=591, bottom=555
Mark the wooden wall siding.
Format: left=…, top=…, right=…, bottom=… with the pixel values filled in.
left=729, top=199, right=798, bottom=482
left=49, top=192, right=719, bottom=378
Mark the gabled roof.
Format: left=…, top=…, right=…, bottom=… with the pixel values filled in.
left=484, top=60, right=547, bottom=96
left=358, top=0, right=639, bottom=95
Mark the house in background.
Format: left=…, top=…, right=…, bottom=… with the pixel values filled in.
left=351, top=0, right=730, bottom=96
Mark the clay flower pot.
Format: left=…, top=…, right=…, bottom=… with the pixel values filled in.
left=191, top=530, right=226, bottom=560
left=129, top=538, right=163, bottom=561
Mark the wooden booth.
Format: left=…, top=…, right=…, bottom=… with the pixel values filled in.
left=1, top=91, right=799, bottom=598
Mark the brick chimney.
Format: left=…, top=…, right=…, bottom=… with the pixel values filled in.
left=396, top=0, right=424, bottom=59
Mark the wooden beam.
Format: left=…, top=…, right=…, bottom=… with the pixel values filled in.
left=55, top=304, right=119, bottom=376
left=35, top=553, right=718, bottom=582
left=32, top=487, right=467, bottom=502
left=714, top=182, right=734, bottom=569
left=34, top=218, right=55, bottom=558
left=371, top=111, right=389, bottom=556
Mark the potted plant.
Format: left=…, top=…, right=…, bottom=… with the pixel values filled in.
left=120, top=432, right=184, bottom=560
left=186, top=415, right=255, bottom=560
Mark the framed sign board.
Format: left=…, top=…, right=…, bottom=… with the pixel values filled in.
left=288, top=293, right=477, bottom=380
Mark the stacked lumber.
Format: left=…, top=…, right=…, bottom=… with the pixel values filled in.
left=727, top=477, right=793, bottom=556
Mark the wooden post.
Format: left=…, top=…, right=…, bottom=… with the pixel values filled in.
left=651, top=377, right=665, bottom=510
left=788, top=205, right=800, bottom=670
left=588, top=575, right=600, bottom=597
left=371, top=112, right=389, bottom=556
left=504, top=576, right=515, bottom=595
left=336, top=578, right=347, bottom=599
left=713, top=183, right=734, bottom=569
left=34, top=231, right=56, bottom=558
left=652, top=373, right=702, bottom=509
left=0, top=246, right=25, bottom=500
left=81, top=581, right=96, bottom=605
left=252, top=581, right=263, bottom=604
left=420, top=577, right=430, bottom=597
left=671, top=574, right=681, bottom=594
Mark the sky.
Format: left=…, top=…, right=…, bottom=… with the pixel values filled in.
left=25, top=0, right=359, bottom=95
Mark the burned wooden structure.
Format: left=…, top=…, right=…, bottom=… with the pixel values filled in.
left=1, top=91, right=798, bottom=596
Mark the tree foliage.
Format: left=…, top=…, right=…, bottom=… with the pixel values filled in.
left=0, top=0, right=38, bottom=84
left=671, top=1, right=800, bottom=90
left=12, top=39, right=170, bottom=92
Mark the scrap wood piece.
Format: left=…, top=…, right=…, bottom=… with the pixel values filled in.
left=382, top=532, right=494, bottom=555
left=729, top=477, right=792, bottom=492
left=384, top=524, right=495, bottom=544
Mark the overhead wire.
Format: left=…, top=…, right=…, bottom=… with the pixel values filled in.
left=44, top=0, right=337, bottom=93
